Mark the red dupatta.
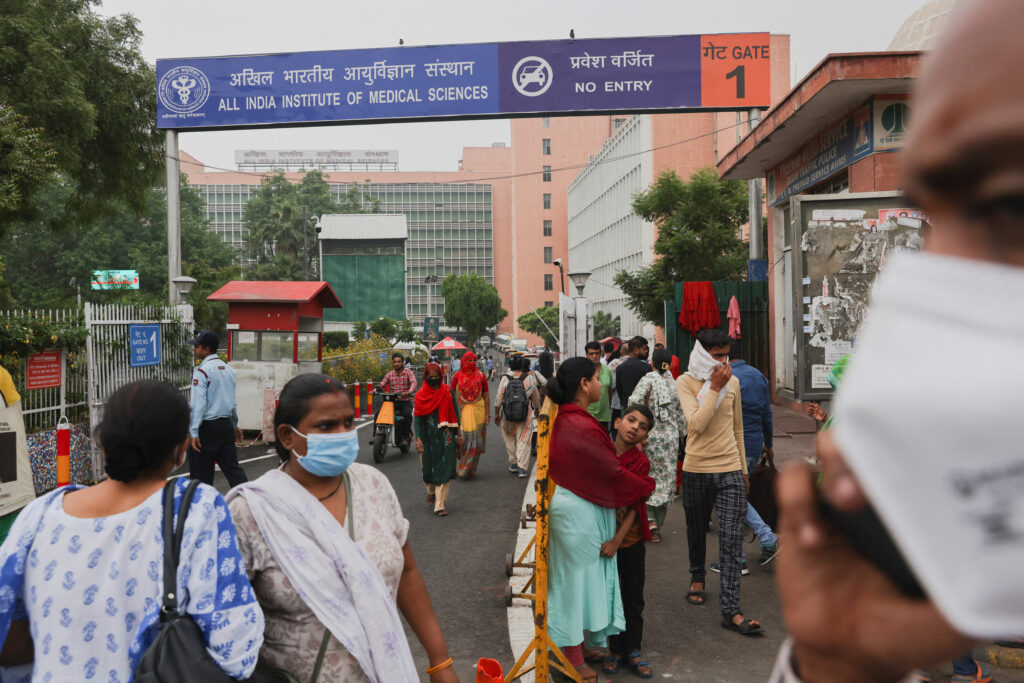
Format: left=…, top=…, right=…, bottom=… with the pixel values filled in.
left=549, top=403, right=655, bottom=509
left=453, top=351, right=485, bottom=402
left=413, top=363, right=459, bottom=428
left=618, top=445, right=653, bottom=542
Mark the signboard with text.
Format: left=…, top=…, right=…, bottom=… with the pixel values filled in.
left=25, top=351, right=62, bottom=391
left=156, top=33, right=771, bottom=130
left=235, top=149, right=399, bottom=166
left=91, top=270, right=140, bottom=290
left=129, top=324, right=162, bottom=368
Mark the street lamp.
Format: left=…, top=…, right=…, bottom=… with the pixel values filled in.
left=552, top=258, right=566, bottom=295
left=567, top=271, right=591, bottom=297
left=171, top=276, right=197, bottom=304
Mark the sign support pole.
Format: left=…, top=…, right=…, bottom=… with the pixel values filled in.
left=747, top=109, right=764, bottom=261
left=166, top=129, right=182, bottom=306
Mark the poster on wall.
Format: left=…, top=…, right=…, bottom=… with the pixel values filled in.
left=791, top=192, right=929, bottom=399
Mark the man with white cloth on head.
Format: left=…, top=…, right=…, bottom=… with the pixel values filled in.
left=676, top=328, right=762, bottom=636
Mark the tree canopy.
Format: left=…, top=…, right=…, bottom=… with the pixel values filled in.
left=0, top=177, right=238, bottom=331
left=615, top=168, right=748, bottom=325
left=593, top=310, right=621, bottom=339
left=244, top=171, right=379, bottom=280
left=441, top=273, right=507, bottom=343
left=0, top=0, right=163, bottom=236
left=517, top=305, right=559, bottom=350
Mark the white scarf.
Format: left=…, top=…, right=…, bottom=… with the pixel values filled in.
left=226, top=469, right=418, bottom=682
left=833, top=251, right=1024, bottom=639
left=685, top=340, right=730, bottom=411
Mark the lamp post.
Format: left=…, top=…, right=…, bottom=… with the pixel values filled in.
left=552, top=258, right=566, bottom=295
left=565, top=271, right=592, bottom=357
left=171, top=275, right=197, bottom=326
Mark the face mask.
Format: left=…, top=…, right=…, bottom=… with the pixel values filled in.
left=290, top=426, right=358, bottom=477
left=425, top=376, right=441, bottom=388
left=832, top=251, right=1024, bottom=639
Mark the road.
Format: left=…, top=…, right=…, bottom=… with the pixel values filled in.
left=199, top=352, right=530, bottom=681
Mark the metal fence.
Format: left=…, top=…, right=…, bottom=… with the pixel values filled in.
left=0, top=309, right=88, bottom=433
left=84, top=303, right=195, bottom=477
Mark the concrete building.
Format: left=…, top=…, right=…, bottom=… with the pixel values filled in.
left=182, top=148, right=513, bottom=329
left=317, top=214, right=407, bottom=330
left=566, top=35, right=792, bottom=341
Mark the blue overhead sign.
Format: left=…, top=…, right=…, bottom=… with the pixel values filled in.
left=156, top=34, right=771, bottom=130
left=129, top=324, right=162, bottom=368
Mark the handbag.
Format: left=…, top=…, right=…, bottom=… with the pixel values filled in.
left=134, top=479, right=238, bottom=682
left=747, top=449, right=779, bottom=530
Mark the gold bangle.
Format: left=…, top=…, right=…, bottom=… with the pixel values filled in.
left=425, top=657, right=453, bottom=675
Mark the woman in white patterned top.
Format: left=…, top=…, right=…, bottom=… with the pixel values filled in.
left=0, top=380, right=263, bottom=682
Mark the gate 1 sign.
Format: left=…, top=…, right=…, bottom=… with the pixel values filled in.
left=129, top=324, right=162, bottom=368
left=25, top=351, right=62, bottom=390
left=156, top=33, right=770, bottom=130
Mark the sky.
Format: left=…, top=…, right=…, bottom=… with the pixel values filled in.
left=98, top=0, right=928, bottom=173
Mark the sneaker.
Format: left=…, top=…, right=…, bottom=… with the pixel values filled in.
left=759, top=543, right=780, bottom=566
left=951, top=660, right=993, bottom=683
left=518, top=468, right=529, bottom=478
left=710, top=562, right=750, bottom=576
left=508, top=463, right=519, bottom=473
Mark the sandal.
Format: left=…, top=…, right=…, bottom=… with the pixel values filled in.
left=686, top=581, right=706, bottom=606
left=426, top=494, right=436, bottom=506
left=582, top=646, right=609, bottom=663
left=601, top=654, right=620, bottom=674
left=721, top=613, right=763, bottom=636
left=625, top=650, right=653, bottom=679
left=553, top=664, right=607, bottom=683
left=435, top=509, right=448, bottom=517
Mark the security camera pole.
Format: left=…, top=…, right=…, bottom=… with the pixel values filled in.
left=552, top=257, right=566, bottom=295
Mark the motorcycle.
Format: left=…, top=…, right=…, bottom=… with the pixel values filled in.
left=370, top=392, right=412, bottom=463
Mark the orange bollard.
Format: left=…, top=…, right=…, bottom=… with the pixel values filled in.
left=56, top=416, right=71, bottom=487
left=353, top=381, right=361, bottom=418
left=476, top=658, right=504, bottom=683
left=366, top=380, right=373, bottom=414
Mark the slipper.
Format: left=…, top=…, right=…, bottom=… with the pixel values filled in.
left=426, top=494, right=436, bottom=506
left=686, top=590, right=706, bottom=606
left=625, top=650, right=653, bottom=679
left=649, top=530, right=661, bottom=544
left=720, top=614, right=763, bottom=636
left=582, top=647, right=609, bottom=663
left=435, top=509, right=448, bottom=517
left=601, top=654, right=620, bottom=675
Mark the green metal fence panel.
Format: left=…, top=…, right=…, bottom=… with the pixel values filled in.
left=667, top=281, right=770, bottom=377
left=322, top=254, right=406, bottom=322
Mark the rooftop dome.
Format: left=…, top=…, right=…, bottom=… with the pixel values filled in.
left=888, top=0, right=959, bottom=50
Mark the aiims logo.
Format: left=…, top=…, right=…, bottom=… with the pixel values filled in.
left=879, top=102, right=909, bottom=145
left=158, top=66, right=211, bottom=115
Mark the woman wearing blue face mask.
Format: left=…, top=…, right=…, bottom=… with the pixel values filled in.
left=226, top=374, right=458, bottom=683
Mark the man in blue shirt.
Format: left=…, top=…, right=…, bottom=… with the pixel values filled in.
left=188, top=330, right=248, bottom=487
left=730, top=357, right=778, bottom=565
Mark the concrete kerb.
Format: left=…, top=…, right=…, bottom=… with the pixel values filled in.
left=984, top=644, right=1024, bottom=669
left=506, top=463, right=538, bottom=683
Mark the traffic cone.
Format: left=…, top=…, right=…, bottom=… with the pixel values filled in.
left=476, top=658, right=503, bottom=683
left=56, top=416, right=71, bottom=487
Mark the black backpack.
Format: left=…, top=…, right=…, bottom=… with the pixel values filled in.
left=502, top=375, right=530, bottom=423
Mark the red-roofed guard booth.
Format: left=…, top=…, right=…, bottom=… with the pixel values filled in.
left=206, top=281, right=343, bottom=431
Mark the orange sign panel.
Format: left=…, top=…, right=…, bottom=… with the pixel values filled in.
left=700, top=33, right=771, bottom=108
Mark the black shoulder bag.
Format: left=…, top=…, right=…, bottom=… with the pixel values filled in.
left=134, top=478, right=237, bottom=681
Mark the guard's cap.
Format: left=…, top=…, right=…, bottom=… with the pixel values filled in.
left=188, top=330, right=219, bottom=350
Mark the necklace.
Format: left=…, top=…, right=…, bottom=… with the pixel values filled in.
left=317, top=476, right=344, bottom=501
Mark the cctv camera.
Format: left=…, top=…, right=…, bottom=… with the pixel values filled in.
left=553, top=258, right=562, bottom=266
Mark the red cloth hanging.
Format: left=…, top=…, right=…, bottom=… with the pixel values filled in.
left=678, top=281, right=721, bottom=335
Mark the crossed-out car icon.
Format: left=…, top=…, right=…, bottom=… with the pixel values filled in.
left=518, top=64, right=548, bottom=89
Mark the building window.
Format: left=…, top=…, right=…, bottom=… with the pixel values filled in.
left=544, top=274, right=554, bottom=291
left=544, top=301, right=553, bottom=307
left=542, top=138, right=551, bottom=155
left=543, top=220, right=552, bottom=236
left=542, top=116, right=550, bottom=128
left=544, top=247, right=553, bottom=263
left=542, top=165, right=551, bottom=182
left=543, top=193, right=551, bottom=209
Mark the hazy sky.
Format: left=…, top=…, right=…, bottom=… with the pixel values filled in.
left=98, top=0, right=927, bottom=172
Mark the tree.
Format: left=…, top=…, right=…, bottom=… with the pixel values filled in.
left=593, top=311, right=621, bottom=339
left=615, top=168, right=748, bottom=325
left=441, top=273, right=507, bottom=342
left=353, top=321, right=369, bottom=339
left=244, top=171, right=378, bottom=280
left=0, top=178, right=238, bottom=330
left=0, top=105, right=57, bottom=227
left=0, top=0, right=163, bottom=236
left=368, top=316, right=397, bottom=340
left=517, top=305, right=560, bottom=350
left=395, top=318, right=416, bottom=343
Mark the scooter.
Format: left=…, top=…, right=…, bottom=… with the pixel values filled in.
left=370, top=392, right=411, bottom=463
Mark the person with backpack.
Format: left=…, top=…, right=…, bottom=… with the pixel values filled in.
left=495, top=356, right=540, bottom=478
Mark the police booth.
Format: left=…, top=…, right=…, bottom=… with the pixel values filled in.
left=206, top=281, right=343, bottom=432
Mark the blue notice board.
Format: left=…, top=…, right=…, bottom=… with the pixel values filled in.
left=129, top=324, right=162, bottom=368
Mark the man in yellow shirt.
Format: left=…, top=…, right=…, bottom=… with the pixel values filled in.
left=676, top=328, right=761, bottom=636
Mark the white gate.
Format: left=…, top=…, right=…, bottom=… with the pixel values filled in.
left=85, top=303, right=194, bottom=478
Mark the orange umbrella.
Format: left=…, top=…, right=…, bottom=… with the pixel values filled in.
left=432, top=336, right=468, bottom=352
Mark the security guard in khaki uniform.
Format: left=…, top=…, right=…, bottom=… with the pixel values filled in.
left=187, top=330, right=247, bottom=487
